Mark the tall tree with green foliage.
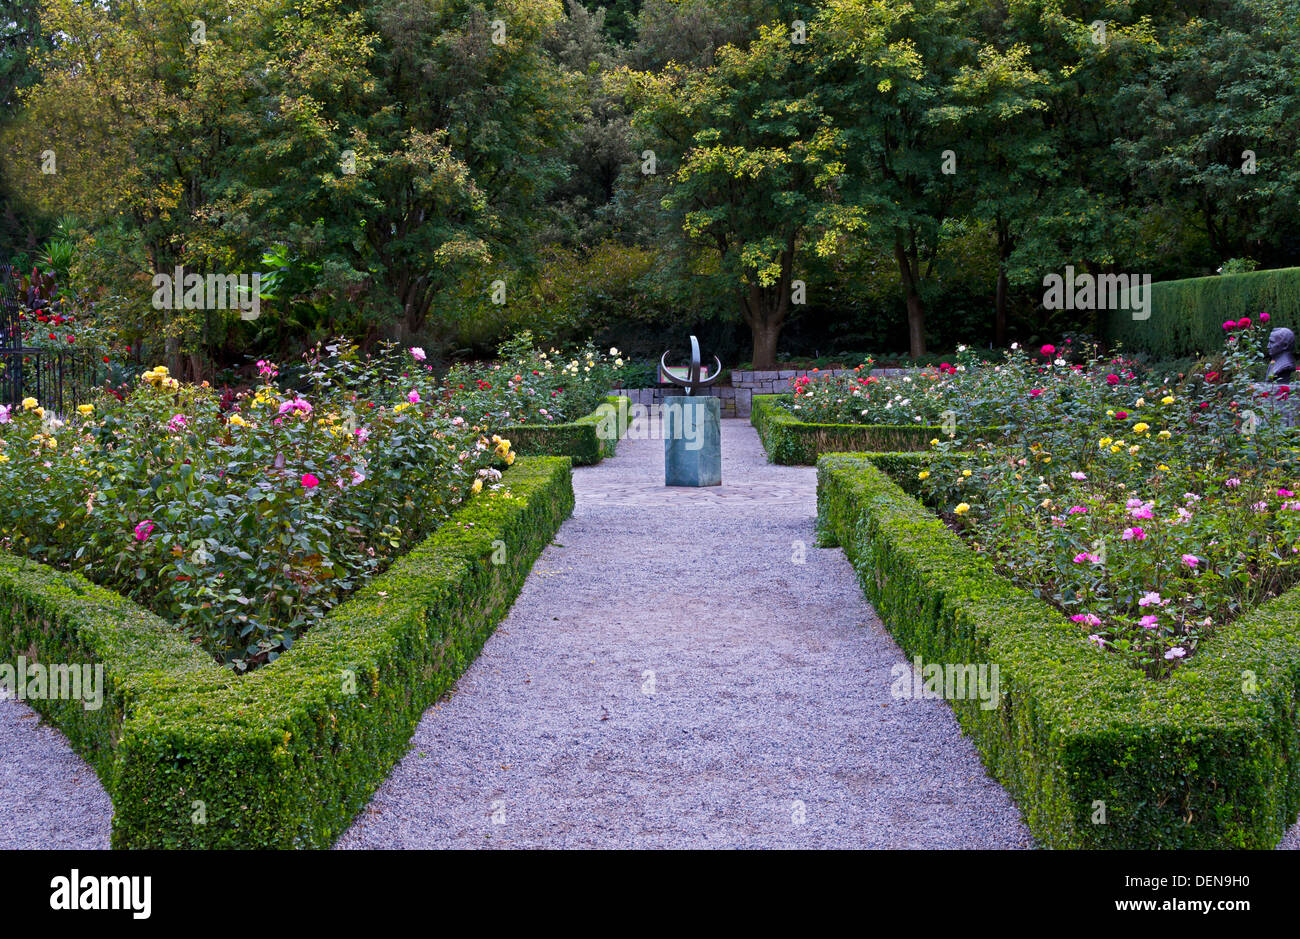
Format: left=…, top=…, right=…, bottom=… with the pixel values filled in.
left=619, top=14, right=844, bottom=368
left=0, top=0, right=51, bottom=252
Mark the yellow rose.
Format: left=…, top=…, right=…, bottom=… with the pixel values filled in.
left=929, top=438, right=940, bottom=447
left=505, top=451, right=515, bottom=465
left=77, top=404, right=94, bottom=415
left=1132, top=422, right=1149, bottom=434
left=1157, top=430, right=1171, bottom=439
left=1099, top=436, right=1113, bottom=448
left=470, top=478, right=483, bottom=494
left=962, top=469, right=972, bottom=477
left=1161, top=396, right=1174, bottom=405
left=954, top=503, right=970, bottom=515
left=918, top=470, right=930, bottom=480
left=33, top=407, right=43, bottom=419
left=21, top=397, right=36, bottom=410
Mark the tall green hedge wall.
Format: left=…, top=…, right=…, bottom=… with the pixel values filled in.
left=1104, top=266, right=1300, bottom=359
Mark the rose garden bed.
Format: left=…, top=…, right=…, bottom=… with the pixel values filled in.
left=812, top=326, right=1300, bottom=847
left=818, top=450, right=1300, bottom=848
left=0, top=454, right=573, bottom=848
left=752, top=394, right=944, bottom=464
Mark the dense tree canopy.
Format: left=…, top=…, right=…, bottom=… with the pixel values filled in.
left=0, top=0, right=1297, bottom=371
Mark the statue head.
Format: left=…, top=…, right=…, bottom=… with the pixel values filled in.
left=1269, top=327, right=1296, bottom=360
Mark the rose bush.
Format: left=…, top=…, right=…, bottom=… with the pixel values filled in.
left=912, top=320, right=1300, bottom=677
left=0, top=343, right=515, bottom=670
left=441, top=332, right=623, bottom=427
left=785, top=358, right=951, bottom=425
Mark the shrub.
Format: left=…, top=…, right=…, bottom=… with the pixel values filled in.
left=1104, top=266, right=1300, bottom=359
left=504, top=396, right=632, bottom=466
left=442, top=332, right=625, bottom=427
left=751, top=395, right=955, bottom=465
left=0, top=455, right=574, bottom=848
left=818, top=452, right=1300, bottom=848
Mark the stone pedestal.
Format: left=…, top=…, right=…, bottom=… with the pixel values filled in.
left=1250, top=383, right=1300, bottom=428
left=664, top=395, right=721, bottom=486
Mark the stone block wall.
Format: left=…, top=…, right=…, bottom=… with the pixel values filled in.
left=610, top=367, right=920, bottom=418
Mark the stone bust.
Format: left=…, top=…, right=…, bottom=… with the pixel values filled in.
left=1267, top=327, right=1296, bottom=382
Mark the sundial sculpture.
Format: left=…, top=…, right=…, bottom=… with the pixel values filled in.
left=660, top=335, right=723, bottom=487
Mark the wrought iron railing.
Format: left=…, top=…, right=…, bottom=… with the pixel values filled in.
left=0, top=262, right=108, bottom=415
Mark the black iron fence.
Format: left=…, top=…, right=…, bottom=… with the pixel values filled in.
left=0, top=349, right=107, bottom=415
left=0, top=262, right=108, bottom=415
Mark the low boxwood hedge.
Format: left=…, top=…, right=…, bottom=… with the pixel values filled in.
left=818, top=452, right=1300, bottom=848
left=752, top=395, right=947, bottom=464
left=503, top=395, right=631, bottom=466
left=0, top=456, right=574, bottom=848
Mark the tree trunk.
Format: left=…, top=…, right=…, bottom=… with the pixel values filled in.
left=165, top=332, right=183, bottom=378
left=750, top=317, right=781, bottom=370
left=905, top=293, right=926, bottom=359
left=741, top=236, right=795, bottom=369
left=995, top=267, right=1008, bottom=349
left=894, top=235, right=926, bottom=358
left=994, top=219, right=1013, bottom=349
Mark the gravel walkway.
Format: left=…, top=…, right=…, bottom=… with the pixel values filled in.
left=7, top=416, right=1300, bottom=848
left=0, top=694, right=112, bottom=849
left=337, top=418, right=1034, bottom=849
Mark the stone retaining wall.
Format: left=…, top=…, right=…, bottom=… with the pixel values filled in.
left=611, top=367, right=920, bottom=418
left=612, top=385, right=751, bottom=418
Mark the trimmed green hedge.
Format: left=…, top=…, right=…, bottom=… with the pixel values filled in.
left=503, top=395, right=631, bottom=466
left=0, top=456, right=574, bottom=848
left=751, top=395, right=943, bottom=464
left=818, top=453, right=1300, bottom=848
left=1104, top=266, right=1300, bottom=359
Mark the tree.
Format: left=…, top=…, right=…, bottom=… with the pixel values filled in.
left=813, top=0, right=981, bottom=357
left=619, top=16, right=843, bottom=368
left=0, top=0, right=52, bottom=253
left=930, top=41, right=1053, bottom=346
left=1112, top=0, right=1300, bottom=266
left=3, top=0, right=584, bottom=368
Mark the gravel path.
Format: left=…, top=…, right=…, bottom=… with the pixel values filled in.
left=7, top=416, right=1300, bottom=848
left=337, top=418, right=1034, bottom=849
left=0, top=695, right=112, bottom=849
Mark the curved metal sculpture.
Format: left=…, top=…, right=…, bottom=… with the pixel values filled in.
left=660, top=335, right=722, bottom=397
